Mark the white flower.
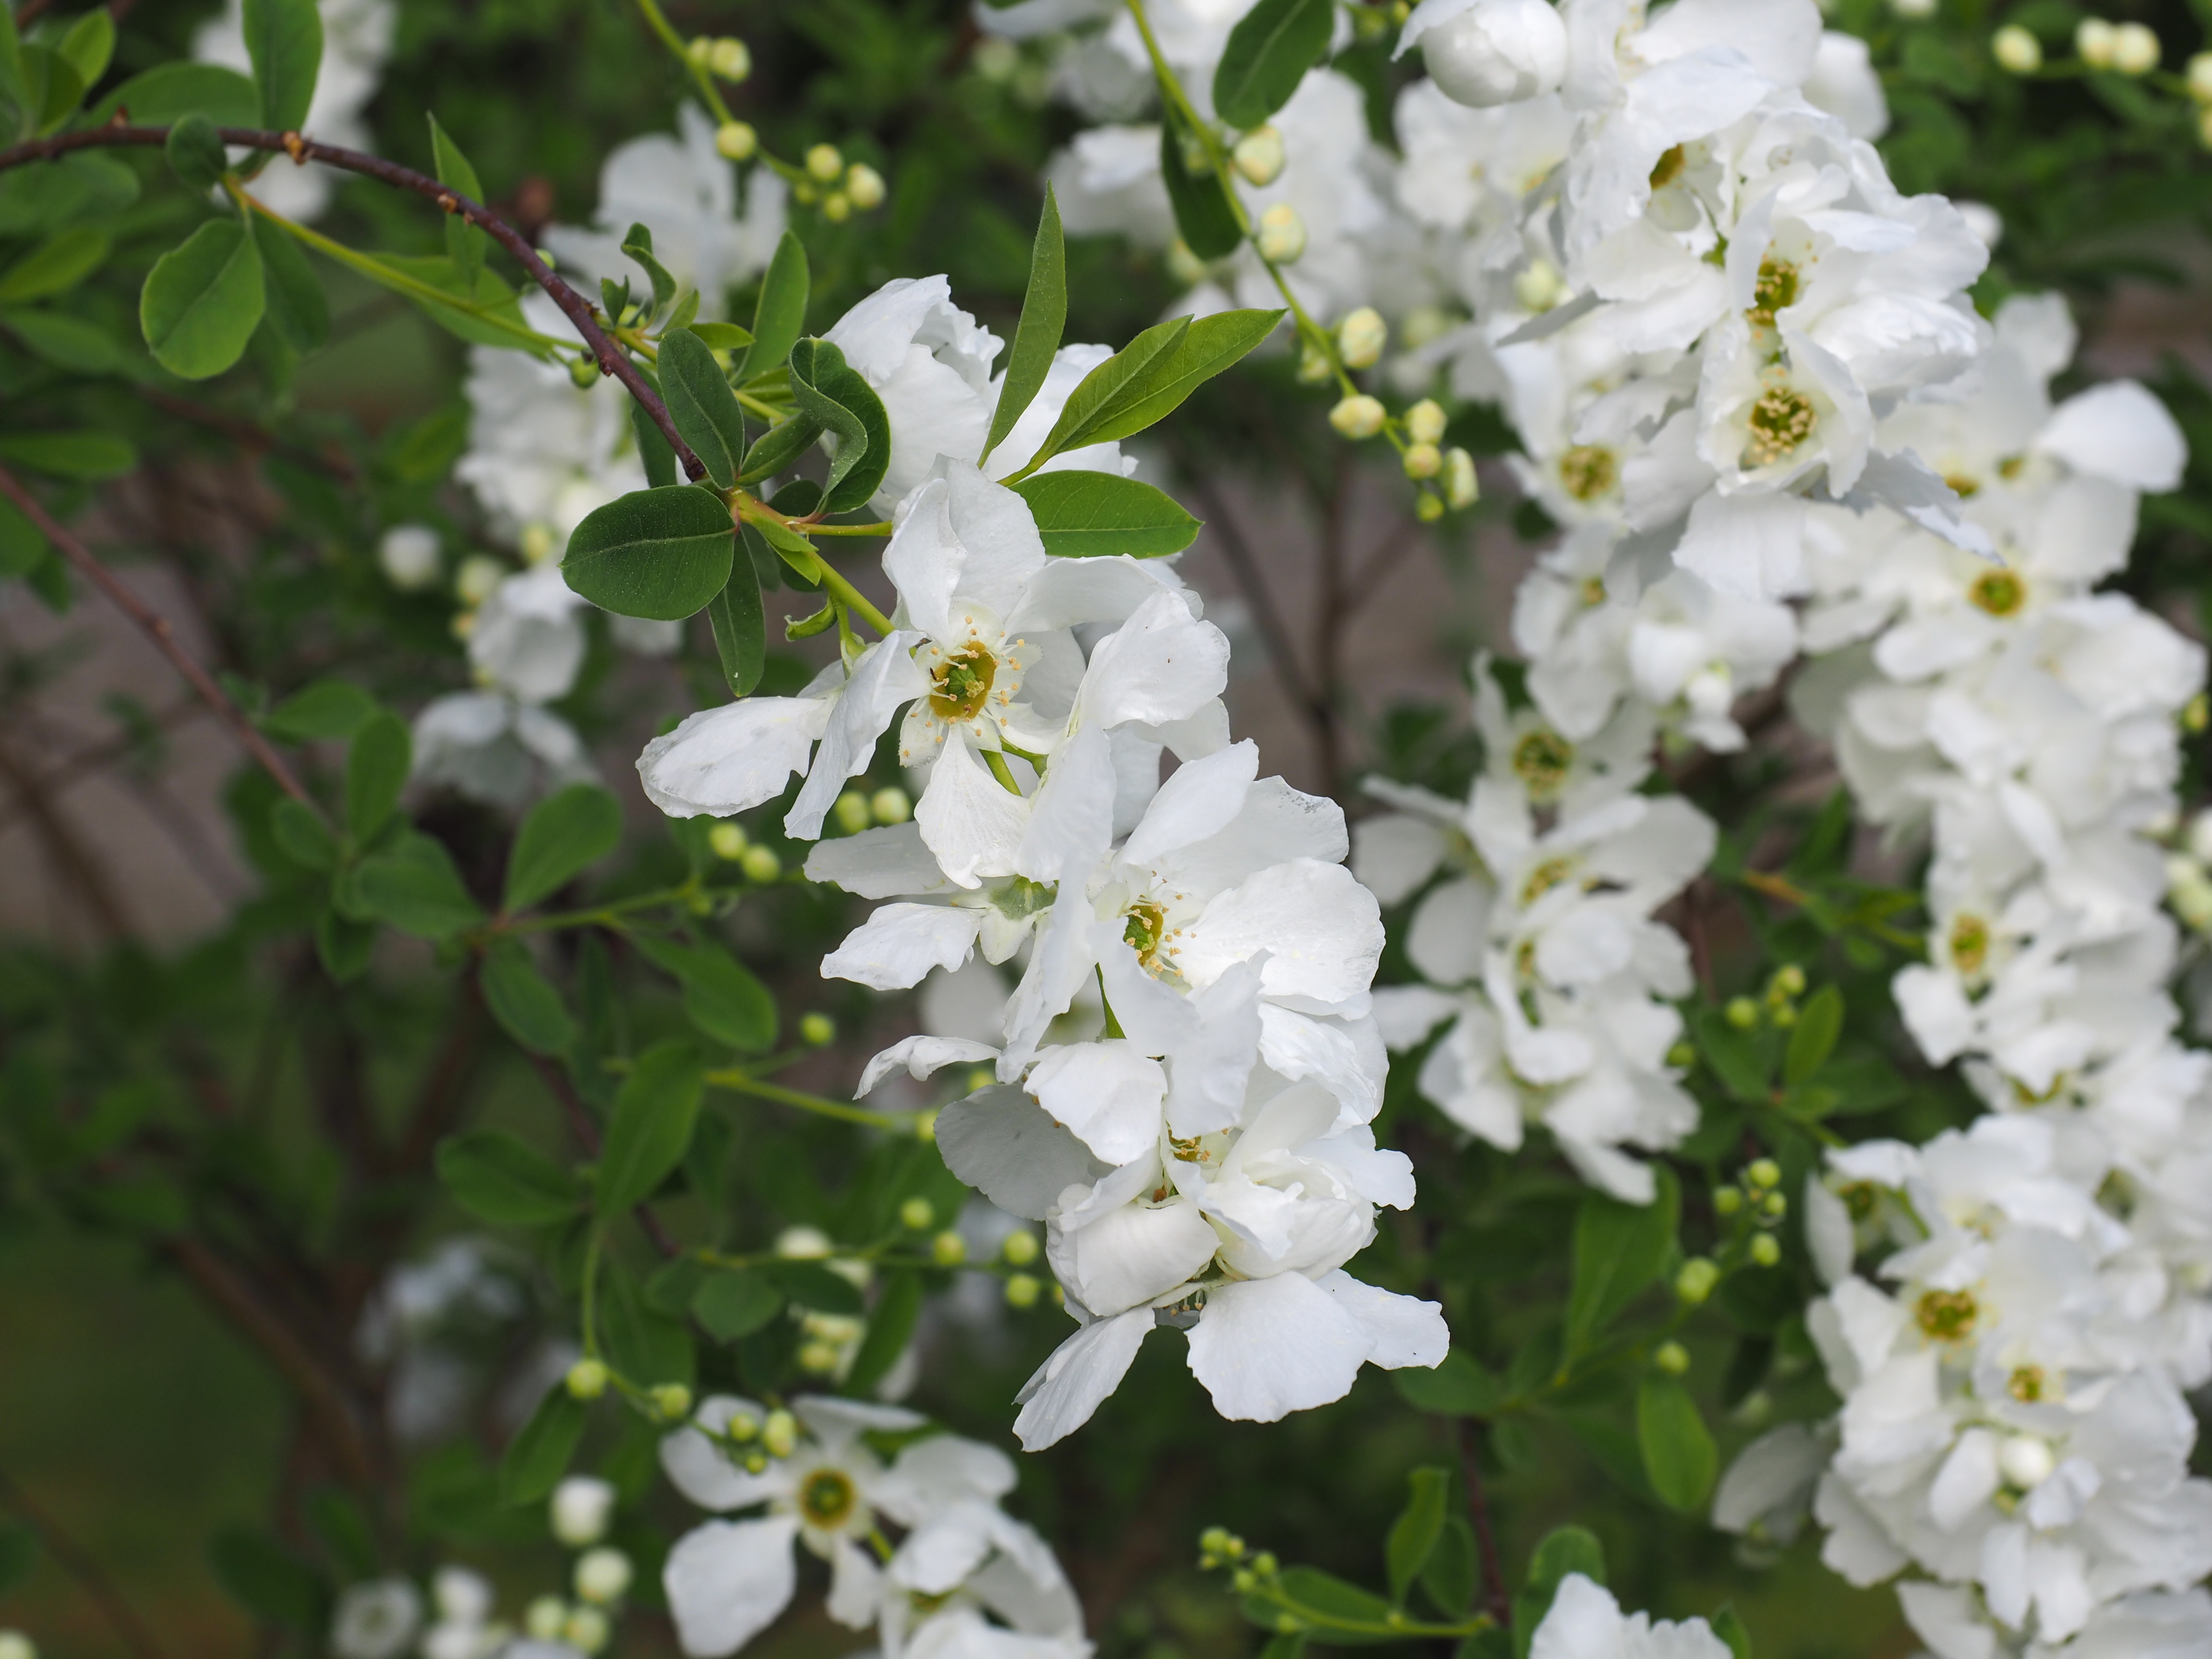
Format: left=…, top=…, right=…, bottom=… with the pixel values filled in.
left=378, top=524, right=443, bottom=591
left=553, top=1476, right=617, bottom=1547
left=823, top=277, right=1006, bottom=514
left=413, top=692, right=597, bottom=810
left=470, top=565, right=588, bottom=704
left=1528, top=1574, right=1730, bottom=1659
left=1398, top=0, right=1570, bottom=110
left=329, top=1579, right=423, bottom=1659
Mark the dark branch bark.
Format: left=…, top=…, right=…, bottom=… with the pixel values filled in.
left=0, top=1466, right=175, bottom=1659
left=1456, top=1418, right=1512, bottom=1629
left=0, top=729, right=134, bottom=938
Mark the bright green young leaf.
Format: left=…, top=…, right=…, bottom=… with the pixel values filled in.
left=436, top=1127, right=581, bottom=1226
left=1385, top=1467, right=1451, bottom=1605
left=1564, top=1166, right=1680, bottom=1356
left=1511, top=1528, right=1605, bottom=1659
left=1783, top=984, right=1845, bottom=1086
left=140, top=218, right=266, bottom=381
left=505, top=782, right=623, bottom=913
left=266, top=678, right=376, bottom=742
left=1391, top=1348, right=1504, bottom=1417
left=0, top=226, right=108, bottom=304
left=707, top=550, right=766, bottom=697
left=166, top=112, right=229, bottom=196
left=1635, top=1371, right=1717, bottom=1514
left=270, top=796, right=336, bottom=871
left=788, top=338, right=890, bottom=513
left=1159, top=105, right=1242, bottom=260
left=0, top=429, right=136, bottom=479
left=621, top=221, right=677, bottom=314
left=632, top=935, right=778, bottom=1053
left=631, top=390, right=677, bottom=489
left=692, top=1267, right=783, bottom=1342
left=345, top=711, right=410, bottom=842
left=1213, top=0, right=1334, bottom=130
left=685, top=320, right=754, bottom=351
left=0, top=308, right=119, bottom=373
left=1013, top=470, right=1201, bottom=558
left=480, top=938, right=576, bottom=1056
left=57, top=10, right=116, bottom=90
left=982, top=186, right=1066, bottom=465
left=739, top=228, right=808, bottom=382
left=350, top=833, right=485, bottom=940
left=427, top=112, right=487, bottom=289
left=94, top=62, right=260, bottom=127
left=242, top=0, right=324, bottom=133
left=1012, top=315, right=1189, bottom=479
left=500, top=1385, right=588, bottom=1504
left=561, top=485, right=735, bottom=621
left=660, top=327, right=748, bottom=488
left=596, top=1040, right=706, bottom=1217
left=846, top=1269, right=923, bottom=1393
left=251, top=212, right=328, bottom=354
left=1076, top=308, right=1286, bottom=446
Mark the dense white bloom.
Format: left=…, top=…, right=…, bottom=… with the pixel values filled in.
left=413, top=691, right=596, bottom=809
left=329, top=1578, right=423, bottom=1659
left=1528, top=1574, right=1731, bottom=1659
left=1398, top=0, right=1570, bottom=110
left=553, top=1476, right=617, bottom=1548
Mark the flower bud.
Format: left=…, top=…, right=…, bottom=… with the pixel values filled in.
left=1443, top=447, right=1478, bottom=508
left=568, top=355, right=601, bottom=389
left=1336, top=306, right=1388, bottom=370
left=708, top=37, right=751, bottom=81
left=2111, top=21, right=2159, bottom=74
left=833, top=790, right=871, bottom=834
left=564, top=1606, right=611, bottom=1655
left=0, top=1634, right=37, bottom=1659
left=2190, top=52, right=2212, bottom=101
left=1005, top=1272, right=1041, bottom=1308
left=1329, top=395, right=1387, bottom=440
left=845, top=163, right=886, bottom=211
left=822, top=192, right=852, bottom=224
left=2077, top=17, right=2116, bottom=70
left=1232, top=124, right=1285, bottom=186
left=1403, top=443, right=1442, bottom=481
left=1749, top=1233, right=1781, bottom=1267
left=1297, top=339, right=1333, bottom=384
left=805, top=144, right=844, bottom=183
left=777, top=1226, right=833, bottom=1259
left=1998, top=1434, right=2056, bottom=1490
left=740, top=845, right=782, bottom=883
left=1512, top=259, right=1568, bottom=313
left=1654, top=1341, right=1690, bottom=1376
left=871, top=785, right=912, bottom=825
left=915, top=1107, right=939, bottom=1142
left=797, top=1339, right=842, bottom=1373
left=649, top=1383, right=693, bottom=1421
left=1675, top=1258, right=1719, bottom=1305
left=1166, top=238, right=1209, bottom=287
left=1255, top=203, right=1307, bottom=263
left=800, top=1011, right=836, bottom=1046
left=1199, top=1525, right=1233, bottom=1560
left=1406, top=0, right=1568, bottom=110
left=1991, top=24, right=2041, bottom=74
left=724, top=1408, right=759, bottom=1442
left=1746, top=1158, right=1780, bottom=1190
left=715, top=121, right=758, bottom=162
left=1405, top=398, right=1448, bottom=446
left=1762, top=1190, right=1788, bottom=1218
left=526, top=1597, right=568, bottom=1640
left=1416, top=491, right=1445, bottom=523
left=762, top=1408, right=799, bottom=1458
left=575, top=1548, right=633, bottom=1605
left=1725, top=996, right=1760, bottom=1030
left=931, top=1229, right=967, bottom=1266
left=900, top=1196, right=935, bottom=1231
left=565, top=1358, right=609, bottom=1400
left=1666, top=1041, right=1696, bottom=1069
left=709, top=822, right=749, bottom=860
left=378, top=524, right=442, bottom=591
left=1002, top=1228, right=1039, bottom=1265
left=552, top=1476, right=616, bottom=1547
left=455, top=553, right=505, bottom=607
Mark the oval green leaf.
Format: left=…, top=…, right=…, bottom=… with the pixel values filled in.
left=596, top=1041, right=706, bottom=1217
left=562, top=485, right=735, bottom=621
left=1213, top=0, right=1334, bottom=131
left=504, top=782, right=623, bottom=913
left=1012, top=470, right=1201, bottom=558
left=141, top=218, right=266, bottom=381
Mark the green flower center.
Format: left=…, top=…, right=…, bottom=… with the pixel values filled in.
left=1744, top=384, right=1818, bottom=468
left=1558, top=445, right=1618, bottom=503
left=1748, top=256, right=1799, bottom=328
left=1511, top=728, right=1575, bottom=803
left=799, top=1468, right=857, bottom=1530
left=929, top=644, right=998, bottom=723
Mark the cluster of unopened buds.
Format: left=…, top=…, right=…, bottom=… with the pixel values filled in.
left=1712, top=1158, right=1790, bottom=1271
left=1197, top=1527, right=1281, bottom=1593
left=1327, top=388, right=1479, bottom=520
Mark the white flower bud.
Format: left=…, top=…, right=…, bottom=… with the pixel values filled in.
left=805, top=144, right=844, bottom=183
left=1328, top=395, right=1386, bottom=440
left=574, top=1548, right=633, bottom=1606
left=519, top=523, right=555, bottom=565
left=2189, top=51, right=2212, bottom=101
left=715, top=121, right=758, bottom=162
left=1512, top=259, right=1568, bottom=313
left=2111, top=22, right=2159, bottom=74
left=776, top=1225, right=833, bottom=1259
left=1403, top=443, right=1442, bottom=480
left=1443, top=447, right=1478, bottom=508
left=1992, top=25, right=2042, bottom=74
left=564, top=1606, right=611, bottom=1655
left=1997, top=1434, right=2056, bottom=1491
left=1255, top=203, right=1307, bottom=263
left=1166, top=238, right=1209, bottom=286
left=762, top=1408, right=798, bottom=1458
left=1336, top=307, right=1387, bottom=370
left=525, top=1598, right=567, bottom=1641
left=455, top=553, right=505, bottom=607
left=1231, top=125, right=1285, bottom=187
left=845, top=164, right=885, bottom=210
left=433, top=1568, right=493, bottom=1627
left=1403, top=0, right=1567, bottom=110
left=2077, top=18, right=2117, bottom=70
left=708, top=37, right=751, bottom=81
left=377, top=524, right=442, bottom=591
left=551, top=1476, right=616, bottom=1547
left=1405, top=398, right=1447, bottom=445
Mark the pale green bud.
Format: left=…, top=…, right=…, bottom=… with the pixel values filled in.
left=1750, top=1233, right=1782, bottom=1267
left=1725, top=996, right=1760, bottom=1030
left=776, top=1226, right=833, bottom=1259
left=806, top=144, right=844, bottom=183
left=931, top=1230, right=967, bottom=1267
left=565, top=1606, right=611, bottom=1654
left=2111, top=21, right=2159, bottom=74
left=1002, top=1229, right=1039, bottom=1265
left=709, top=822, right=749, bottom=860
left=1676, top=1258, right=1720, bottom=1305
left=1746, top=1158, right=1781, bottom=1190
left=822, top=192, right=852, bottom=224
left=716, top=121, right=759, bottom=162
left=1403, top=442, right=1442, bottom=481
left=800, top=1012, right=836, bottom=1046
left=740, top=845, right=782, bottom=883
left=1405, top=398, right=1448, bottom=445
left=900, top=1196, right=935, bottom=1231
left=649, top=1383, right=693, bottom=1422
left=762, top=1408, right=799, bottom=1458
left=1714, top=1185, right=1743, bottom=1216
left=1231, top=124, right=1285, bottom=186
left=833, top=790, right=872, bottom=834
left=871, top=785, right=912, bottom=825
left=1329, top=395, right=1386, bottom=440
left=1655, top=1340, right=1690, bottom=1376
left=1443, top=446, right=1479, bottom=508
left=1336, top=307, right=1387, bottom=370
left=2077, top=17, right=2116, bottom=70
left=708, top=37, right=752, bottom=81
left=456, top=553, right=505, bottom=607
left=1005, top=1272, right=1041, bottom=1308
left=526, top=1597, right=568, bottom=1640
left=575, top=1548, right=633, bottom=1605
left=797, top=1339, right=842, bottom=1373
left=565, top=1358, right=609, bottom=1400
left=846, top=164, right=886, bottom=211
left=1255, top=203, right=1307, bottom=263
left=1992, top=25, right=2042, bottom=74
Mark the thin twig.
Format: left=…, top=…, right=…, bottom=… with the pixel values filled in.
left=0, top=125, right=705, bottom=481
left=1182, top=475, right=1325, bottom=721
left=0, top=729, right=134, bottom=938
left=0, top=1466, right=175, bottom=1659
left=1456, top=1418, right=1512, bottom=1629
left=0, top=464, right=314, bottom=807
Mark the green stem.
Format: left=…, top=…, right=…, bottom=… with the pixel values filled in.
left=1244, top=1581, right=1495, bottom=1641
left=808, top=520, right=894, bottom=537
left=501, top=879, right=702, bottom=935
left=628, top=0, right=808, bottom=185
left=983, top=747, right=1025, bottom=796
left=580, top=1225, right=605, bottom=1359
left=705, top=1070, right=924, bottom=1132
left=736, top=390, right=786, bottom=422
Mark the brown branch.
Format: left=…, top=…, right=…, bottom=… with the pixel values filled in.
left=0, top=464, right=316, bottom=809
left=1182, top=475, right=1327, bottom=730
left=1456, top=1419, right=1511, bottom=1629
left=0, top=124, right=704, bottom=481
left=0, top=1466, right=175, bottom=1659
left=0, top=729, right=134, bottom=938
left=1310, top=448, right=1352, bottom=792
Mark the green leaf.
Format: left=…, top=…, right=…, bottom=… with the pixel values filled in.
left=505, top=782, right=623, bottom=912
left=1636, top=1370, right=1717, bottom=1514
left=561, top=485, right=735, bottom=621
left=270, top=796, right=336, bottom=871
left=738, top=410, right=822, bottom=484
left=0, top=226, right=108, bottom=304
left=315, top=909, right=373, bottom=982
left=251, top=212, right=328, bottom=354
left=57, top=9, right=116, bottom=91
left=622, top=221, right=677, bottom=314
left=1012, top=470, right=1201, bottom=558
left=350, top=833, right=485, bottom=939
left=437, top=1127, right=581, bottom=1226
left=427, top=112, right=486, bottom=289
left=685, top=321, right=754, bottom=351
left=788, top=337, right=891, bottom=513
left=1160, top=105, right=1242, bottom=261
left=501, top=1385, right=588, bottom=1504
left=707, top=548, right=767, bottom=697
left=633, top=936, right=778, bottom=1053
left=304, top=1487, right=379, bottom=1583
left=1512, top=1528, right=1605, bottom=1659
left=692, top=1267, right=784, bottom=1342
left=631, top=390, right=677, bottom=490
left=1783, top=985, right=1844, bottom=1086
left=368, top=252, right=544, bottom=356
left=211, top=1529, right=328, bottom=1633
left=597, top=1041, right=706, bottom=1217
left=345, top=711, right=410, bottom=842
left=660, top=327, right=748, bottom=488
left=141, top=218, right=266, bottom=381
left=1014, top=314, right=1188, bottom=478
left=845, top=1268, right=923, bottom=1393
left=1385, top=1467, right=1451, bottom=1605
left=982, top=186, right=1066, bottom=466
left=166, top=112, right=229, bottom=196
left=1075, top=308, right=1286, bottom=446
left=1418, top=1516, right=1476, bottom=1619
left=481, top=938, right=576, bottom=1056
left=1565, top=1166, right=1680, bottom=1356
left=1213, top=0, right=1334, bottom=128
left=739, top=228, right=808, bottom=382
left=1695, top=1007, right=1772, bottom=1104
left=266, top=679, right=375, bottom=741
left=94, top=63, right=260, bottom=127
left=1712, top=1606, right=1753, bottom=1659
left=1272, top=1567, right=1398, bottom=1644
left=1391, top=1349, right=1504, bottom=1417
left=762, top=1258, right=864, bottom=1314
left=603, top=1268, right=695, bottom=1388
left=22, top=46, right=85, bottom=137
left=0, top=1522, right=36, bottom=1599
left=0, top=429, right=135, bottom=479
left=0, top=307, right=120, bottom=373
left=242, top=0, right=324, bottom=132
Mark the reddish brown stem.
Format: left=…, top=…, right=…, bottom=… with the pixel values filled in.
left=1457, top=1418, right=1512, bottom=1629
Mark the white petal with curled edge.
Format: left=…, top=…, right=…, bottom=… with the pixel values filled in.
left=1316, top=1271, right=1446, bottom=1370
left=827, top=1536, right=883, bottom=1630
left=878, top=1435, right=1018, bottom=1522
left=805, top=823, right=953, bottom=899
left=1119, top=741, right=1259, bottom=870
left=823, top=903, right=985, bottom=991
left=1049, top=1195, right=1220, bottom=1317
left=662, top=1515, right=800, bottom=1659
left=882, top=473, right=961, bottom=641
left=916, top=732, right=1032, bottom=889
left=1077, top=591, right=1230, bottom=730
left=2036, top=380, right=2187, bottom=492
left=857, top=1034, right=1001, bottom=1097
left=1179, top=859, right=1384, bottom=1011
left=1015, top=717, right=1116, bottom=884
left=936, top=1085, right=1111, bottom=1221
left=1013, top=1307, right=1155, bottom=1451
left=1258, top=1005, right=1386, bottom=1125
left=887, top=1501, right=997, bottom=1595
left=1352, top=813, right=1450, bottom=906
left=1025, top=1041, right=1168, bottom=1166
left=1372, top=985, right=1462, bottom=1050
left=789, top=636, right=933, bottom=839
left=638, top=697, right=832, bottom=818
left=1185, top=1273, right=1373, bottom=1423
left=1711, top=1423, right=1825, bottom=1539
left=1006, top=552, right=1185, bottom=631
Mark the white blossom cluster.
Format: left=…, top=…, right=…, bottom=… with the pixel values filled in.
left=656, top=1395, right=1089, bottom=1659
left=635, top=271, right=1447, bottom=1448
